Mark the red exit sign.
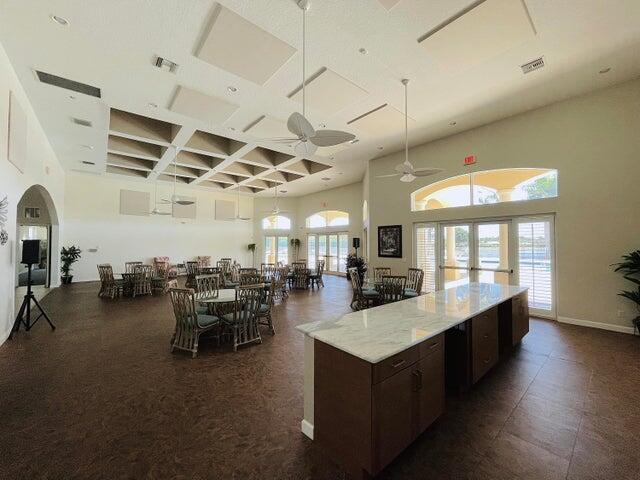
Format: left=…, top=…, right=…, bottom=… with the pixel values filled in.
left=464, top=155, right=476, bottom=165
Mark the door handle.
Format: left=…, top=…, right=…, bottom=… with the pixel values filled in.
left=412, top=370, right=423, bottom=392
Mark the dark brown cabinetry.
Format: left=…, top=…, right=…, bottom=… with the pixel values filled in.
left=471, top=307, right=499, bottom=384
left=512, top=291, right=529, bottom=345
left=315, top=334, right=445, bottom=479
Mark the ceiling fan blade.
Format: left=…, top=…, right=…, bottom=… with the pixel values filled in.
left=267, top=137, right=300, bottom=142
left=309, top=130, right=355, bottom=147
left=376, top=173, right=401, bottom=178
left=287, top=112, right=315, bottom=138
left=294, top=140, right=317, bottom=156
left=412, top=168, right=444, bottom=177
left=175, top=200, right=195, bottom=206
left=394, top=163, right=409, bottom=173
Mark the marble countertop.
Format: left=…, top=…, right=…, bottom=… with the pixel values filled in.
left=297, top=282, right=528, bottom=364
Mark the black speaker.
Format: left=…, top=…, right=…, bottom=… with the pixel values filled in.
left=21, top=239, right=41, bottom=265
left=352, top=238, right=360, bottom=249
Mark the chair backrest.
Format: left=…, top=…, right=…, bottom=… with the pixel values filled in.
left=239, top=267, right=258, bottom=275
left=125, top=261, right=143, bottom=273
left=169, top=288, right=198, bottom=334
left=154, top=261, right=170, bottom=279
left=185, top=261, right=200, bottom=276
left=315, top=259, right=325, bottom=276
left=374, top=267, right=391, bottom=282
left=154, top=256, right=170, bottom=264
left=194, top=274, right=219, bottom=300
left=97, top=264, right=114, bottom=283
left=234, top=285, right=263, bottom=324
left=217, top=260, right=231, bottom=273
left=196, top=256, right=211, bottom=267
left=407, top=268, right=424, bottom=293
left=199, top=266, right=221, bottom=275
left=263, top=278, right=276, bottom=311
left=380, top=275, right=407, bottom=303
left=133, top=264, right=152, bottom=280
left=348, top=267, right=362, bottom=295
left=261, top=263, right=276, bottom=277
left=240, top=273, right=262, bottom=286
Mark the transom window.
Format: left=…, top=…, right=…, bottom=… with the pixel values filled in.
left=306, top=210, right=349, bottom=228
left=262, top=215, right=291, bottom=230
left=411, top=168, right=558, bottom=211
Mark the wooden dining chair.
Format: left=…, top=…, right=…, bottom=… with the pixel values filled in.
left=257, top=278, right=276, bottom=335
left=221, top=285, right=263, bottom=352
left=152, top=261, right=172, bottom=294
left=169, top=288, right=220, bottom=358
left=125, top=261, right=142, bottom=274
left=240, top=273, right=262, bottom=286
left=261, top=264, right=276, bottom=280
left=195, top=274, right=220, bottom=301
left=97, top=264, right=123, bottom=299
left=275, top=266, right=289, bottom=300
left=374, top=267, right=391, bottom=282
left=132, top=264, right=153, bottom=298
left=196, top=256, right=211, bottom=267
left=292, top=262, right=309, bottom=289
left=310, top=259, right=325, bottom=289
left=380, top=275, right=407, bottom=304
left=405, top=268, right=424, bottom=298
left=239, top=267, right=258, bottom=276
left=184, top=261, right=199, bottom=289
left=348, top=267, right=379, bottom=310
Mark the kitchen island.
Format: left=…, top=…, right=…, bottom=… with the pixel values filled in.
left=297, top=282, right=529, bottom=479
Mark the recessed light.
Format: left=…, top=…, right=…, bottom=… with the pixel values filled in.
left=378, top=146, right=384, bottom=150
left=449, top=121, right=457, bottom=126
left=329, top=156, right=335, bottom=160
left=349, top=139, right=359, bottom=144
left=227, top=86, right=238, bottom=93
left=599, top=67, right=611, bottom=74
left=321, top=177, right=331, bottom=181
left=228, top=127, right=236, bottom=131
left=50, top=15, right=69, bottom=26
left=319, top=123, right=326, bottom=128
left=358, top=48, right=368, bottom=55
left=80, top=144, right=94, bottom=150
left=81, top=160, right=95, bottom=165
left=68, top=95, right=76, bottom=100
left=280, top=190, right=287, bottom=194
left=148, top=102, right=158, bottom=108
left=338, top=172, right=344, bottom=175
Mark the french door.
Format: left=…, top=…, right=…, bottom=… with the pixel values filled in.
left=414, top=216, right=555, bottom=317
left=264, top=236, right=288, bottom=264
left=307, top=232, right=349, bottom=274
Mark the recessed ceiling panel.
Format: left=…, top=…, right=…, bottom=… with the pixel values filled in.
left=107, top=135, right=162, bottom=161
left=281, top=159, right=331, bottom=176
left=184, top=129, right=245, bottom=157
left=242, top=146, right=293, bottom=167
left=289, top=68, right=369, bottom=116
left=109, top=108, right=177, bottom=145
left=106, top=153, right=155, bottom=172
left=175, top=150, right=223, bottom=170
left=418, top=0, right=536, bottom=72
left=348, top=104, right=413, bottom=136
left=378, top=0, right=401, bottom=10
left=170, top=86, right=238, bottom=125
left=196, top=4, right=296, bottom=85
left=107, top=165, right=149, bottom=179
left=244, top=115, right=290, bottom=139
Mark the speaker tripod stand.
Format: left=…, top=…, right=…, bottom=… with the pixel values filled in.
left=10, top=263, right=55, bottom=339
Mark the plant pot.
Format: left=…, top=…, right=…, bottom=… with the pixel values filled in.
left=61, top=275, right=73, bottom=285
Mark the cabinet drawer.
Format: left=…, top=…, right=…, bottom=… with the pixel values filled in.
left=418, top=333, right=444, bottom=359
left=472, top=327, right=498, bottom=384
left=512, top=292, right=529, bottom=345
left=373, top=345, right=419, bottom=384
left=472, top=306, right=498, bottom=345
left=416, top=342, right=445, bottom=434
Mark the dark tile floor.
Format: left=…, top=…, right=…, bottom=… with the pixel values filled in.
left=1, top=276, right=638, bottom=480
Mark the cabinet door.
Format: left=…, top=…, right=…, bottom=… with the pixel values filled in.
left=415, top=346, right=445, bottom=433
left=373, top=366, right=415, bottom=471
left=512, top=292, right=529, bottom=345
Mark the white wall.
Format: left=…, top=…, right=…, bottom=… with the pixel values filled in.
left=368, top=78, right=640, bottom=332
left=0, top=42, right=65, bottom=344
left=253, top=182, right=364, bottom=270
left=64, top=173, right=254, bottom=281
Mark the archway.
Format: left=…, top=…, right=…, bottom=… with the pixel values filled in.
left=15, top=185, right=60, bottom=290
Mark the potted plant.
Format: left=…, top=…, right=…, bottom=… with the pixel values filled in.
left=247, top=243, right=256, bottom=267
left=346, top=253, right=367, bottom=283
left=612, top=249, right=640, bottom=335
left=60, top=245, right=82, bottom=284
left=290, top=238, right=301, bottom=261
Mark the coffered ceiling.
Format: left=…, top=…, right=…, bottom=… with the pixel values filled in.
left=0, top=0, right=639, bottom=197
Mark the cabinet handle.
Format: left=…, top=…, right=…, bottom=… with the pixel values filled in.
left=412, top=370, right=423, bottom=392
left=483, top=357, right=491, bottom=364
left=429, top=342, right=439, bottom=350
left=391, top=359, right=406, bottom=369
left=483, top=333, right=489, bottom=339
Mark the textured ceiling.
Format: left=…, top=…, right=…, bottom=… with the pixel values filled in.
left=0, top=0, right=639, bottom=197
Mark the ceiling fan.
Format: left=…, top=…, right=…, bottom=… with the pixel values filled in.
left=234, top=184, right=251, bottom=221
left=377, top=79, right=444, bottom=183
left=161, top=154, right=195, bottom=206
left=150, top=180, right=171, bottom=216
left=268, top=0, right=355, bottom=156
left=261, top=180, right=289, bottom=215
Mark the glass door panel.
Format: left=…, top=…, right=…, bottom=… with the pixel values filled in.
left=328, top=234, right=338, bottom=272
left=318, top=235, right=327, bottom=267
left=277, top=236, right=288, bottom=265
left=338, top=234, right=348, bottom=273
left=415, top=224, right=437, bottom=293
left=441, top=224, right=470, bottom=289
left=307, top=235, right=317, bottom=268
left=475, top=222, right=512, bottom=286
left=517, top=219, right=554, bottom=316
left=264, top=236, right=276, bottom=264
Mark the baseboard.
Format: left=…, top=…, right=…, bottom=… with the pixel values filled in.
left=300, top=419, right=314, bottom=440
left=557, top=316, right=635, bottom=335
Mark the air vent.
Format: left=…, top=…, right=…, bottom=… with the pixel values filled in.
left=71, top=117, right=93, bottom=127
left=35, top=70, right=101, bottom=97
left=521, top=57, right=545, bottom=74
left=154, top=56, right=179, bottom=73
left=82, top=161, right=95, bottom=165
left=347, top=104, right=387, bottom=125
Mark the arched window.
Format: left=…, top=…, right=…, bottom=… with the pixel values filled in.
left=411, top=168, right=557, bottom=211
left=305, top=210, right=349, bottom=228
left=262, top=215, right=291, bottom=230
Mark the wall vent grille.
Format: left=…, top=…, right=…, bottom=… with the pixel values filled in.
left=35, top=70, right=101, bottom=97
left=521, top=57, right=545, bottom=74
